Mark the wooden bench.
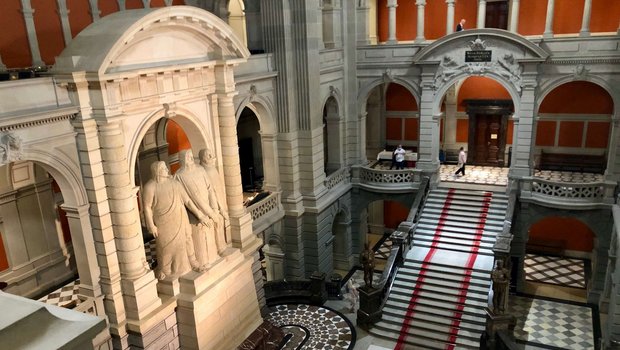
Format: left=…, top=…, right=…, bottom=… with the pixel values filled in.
left=538, top=151, right=606, bottom=174
left=443, top=149, right=460, bottom=165
left=526, top=238, right=565, bottom=255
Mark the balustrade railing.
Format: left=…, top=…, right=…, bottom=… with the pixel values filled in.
left=247, top=191, right=281, bottom=221
left=324, top=167, right=350, bottom=191
left=352, top=163, right=422, bottom=191
left=521, top=177, right=617, bottom=207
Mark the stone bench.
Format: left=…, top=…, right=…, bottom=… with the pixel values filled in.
left=538, top=151, right=606, bottom=174
left=527, top=238, right=565, bottom=255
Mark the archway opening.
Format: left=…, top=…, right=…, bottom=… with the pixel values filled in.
left=323, top=96, right=341, bottom=176
left=237, top=107, right=264, bottom=195
left=332, top=210, right=350, bottom=274
left=534, top=81, right=613, bottom=175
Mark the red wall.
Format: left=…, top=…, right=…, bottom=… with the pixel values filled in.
left=385, top=83, right=418, bottom=144
left=166, top=119, right=191, bottom=174
left=0, top=1, right=32, bottom=67
left=457, top=77, right=511, bottom=111
left=529, top=217, right=594, bottom=252
left=518, top=0, right=547, bottom=35
left=0, top=233, right=8, bottom=272
left=554, top=0, right=585, bottom=34
left=591, top=0, right=620, bottom=33
left=386, top=84, right=418, bottom=111
left=31, top=0, right=65, bottom=65
left=539, top=81, right=613, bottom=114
left=383, top=200, right=409, bottom=230
left=535, top=121, right=557, bottom=147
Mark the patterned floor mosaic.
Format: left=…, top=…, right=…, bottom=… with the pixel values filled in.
left=440, top=164, right=510, bottom=186
left=264, top=304, right=355, bottom=350
left=508, top=295, right=595, bottom=350
left=524, top=254, right=587, bottom=289
left=373, top=236, right=392, bottom=261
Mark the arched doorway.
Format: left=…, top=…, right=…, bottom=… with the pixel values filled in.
left=323, top=96, right=342, bottom=175
left=237, top=107, right=264, bottom=193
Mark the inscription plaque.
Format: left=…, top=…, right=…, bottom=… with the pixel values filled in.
left=465, top=50, right=492, bottom=62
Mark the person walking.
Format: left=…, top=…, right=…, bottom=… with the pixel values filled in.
left=393, top=144, right=406, bottom=170
left=454, top=147, right=467, bottom=176
left=456, top=19, right=466, bottom=32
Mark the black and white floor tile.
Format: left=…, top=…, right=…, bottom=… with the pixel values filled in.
left=439, top=165, right=510, bottom=186
left=509, top=295, right=595, bottom=350
left=38, top=279, right=80, bottom=307
left=265, top=304, right=355, bottom=350
left=524, top=254, right=587, bottom=289
left=373, top=237, right=392, bottom=261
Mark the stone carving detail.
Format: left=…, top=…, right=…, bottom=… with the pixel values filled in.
left=360, top=242, right=375, bottom=289
left=434, top=56, right=467, bottom=89
left=495, top=53, right=523, bottom=92
left=0, top=132, right=23, bottom=165
left=249, top=84, right=257, bottom=101
left=382, top=68, right=393, bottom=83
left=491, top=259, right=510, bottom=314
left=468, top=37, right=487, bottom=50
left=574, top=64, right=590, bottom=78
left=532, top=179, right=604, bottom=199
left=199, top=149, right=231, bottom=247
left=142, top=161, right=209, bottom=279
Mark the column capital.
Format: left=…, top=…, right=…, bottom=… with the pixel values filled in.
left=446, top=0, right=455, bottom=5
left=416, top=0, right=426, bottom=5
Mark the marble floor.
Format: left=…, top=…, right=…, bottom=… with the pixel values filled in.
left=524, top=253, right=588, bottom=289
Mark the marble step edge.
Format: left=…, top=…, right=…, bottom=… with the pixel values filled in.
left=382, top=303, right=486, bottom=329
left=385, top=296, right=488, bottom=320
left=414, top=228, right=499, bottom=240
left=409, top=243, right=496, bottom=257
left=417, top=218, right=504, bottom=230
left=393, top=275, right=490, bottom=294
left=404, top=257, right=492, bottom=274
left=368, top=328, right=453, bottom=350
left=420, top=209, right=506, bottom=221
left=372, top=321, right=482, bottom=347
left=390, top=284, right=489, bottom=302
left=397, top=267, right=491, bottom=286
left=431, top=188, right=509, bottom=198
left=388, top=289, right=489, bottom=310
left=400, top=262, right=491, bottom=280
left=411, top=235, right=496, bottom=248
left=415, top=223, right=503, bottom=234
left=380, top=313, right=484, bottom=342
left=423, top=202, right=508, bottom=213
left=425, top=197, right=509, bottom=206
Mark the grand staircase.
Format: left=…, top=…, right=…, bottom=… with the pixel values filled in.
left=370, top=188, right=509, bottom=349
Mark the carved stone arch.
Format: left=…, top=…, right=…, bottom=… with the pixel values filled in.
left=357, top=76, right=421, bottom=117
left=322, top=86, right=344, bottom=116
left=128, top=105, right=211, bottom=185
left=235, top=95, right=277, bottom=135
left=536, top=75, right=619, bottom=117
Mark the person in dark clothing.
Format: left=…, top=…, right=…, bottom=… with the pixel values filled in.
left=456, top=18, right=466, bottom=32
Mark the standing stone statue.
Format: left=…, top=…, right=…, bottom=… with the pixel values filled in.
left=199, top=149, right=230, bottom=248
left=142, top=161, right=209, bottom=279
left=176, top=149, right=227, bottom=265
left=360, top=242, right=375, bottom=289
left=491, top=259, right=510, bottom=314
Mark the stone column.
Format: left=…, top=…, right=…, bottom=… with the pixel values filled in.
left=416, top=74, right=441, bottom=175
left=508, top=73, right=537, bottom=179
left=164, top=0, right=173, bottom=6
left=88, top=0, right=100, bottom=21
left=387, top=0, right=398, bottom=44
left=61, top=204, right=102, bottom=301
left=141, top=0, right=150, bottom=8
left=579, top=0, right=593, bottom=37
left=508, top=0, right=520, bottom=33
left=56, top=0, right=72, bottom=45
left=446, top=0, right=456, bottom=35
left=117, top=0, right=126, bottom=11
left=543, top=0, right=555, bottom=38
left=0, top=55, right=6, bottom=72
left=20, top=0, right=45, bottom=67
left=605, top=118, right=619, bottom=182
left=258, top=132, right=281, bottom=193
left=477, top=0, right=487, bottom=29
left=415, top=0, right=426, bottom=43
left=356, top=0, right=370, bottom=45
left=215, top=65, right=260, bottom=253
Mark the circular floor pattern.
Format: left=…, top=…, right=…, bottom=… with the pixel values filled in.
left=265, top=304, right=356, bottom=350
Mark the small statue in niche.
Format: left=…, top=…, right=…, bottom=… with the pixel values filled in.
left=360, top=242, right=376, bottom=289
left=0, top=132, right=23, bottom=165
left=491, top=259, right=510, bottom=314
left=199, top=149, right=231, bottom=249
left=142, top=161, right=209, bottom=280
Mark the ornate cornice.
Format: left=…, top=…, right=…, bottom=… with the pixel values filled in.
left=546, top=58, right=620, bottom=65
left=0, top=113, right=77, bottom=132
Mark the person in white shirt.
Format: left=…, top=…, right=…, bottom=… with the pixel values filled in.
left=454, top=147, right=467, bottom=176
left=393, top=145, right=406, bottom=170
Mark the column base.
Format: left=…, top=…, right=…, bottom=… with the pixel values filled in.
left=126, top=298, right=179, bottom=350
left=579, top=30, right=591, bottom=37
left=542, top=32, right=554, bottom=38
left=176, top=249, right=262, bottom=349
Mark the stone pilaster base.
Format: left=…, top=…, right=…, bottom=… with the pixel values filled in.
left=127, top=298, right=179, bottom=350
left=176, top=249, right=263, bottom=349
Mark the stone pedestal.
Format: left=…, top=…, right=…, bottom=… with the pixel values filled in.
left=357, top=286, right=382, bottom=330
left=483, top=307, right=516, bottom=349
left=176, top=249, right=262, bottom=350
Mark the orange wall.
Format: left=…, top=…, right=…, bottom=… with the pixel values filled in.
left=99, top=0, right=120, bottom=17
left=535, top=121, right=556, bottom=146
left=529, top=217, right=594, bottom=252
left=558, top=121, right=584, bottom=147
left=591, top=0, right=620, bottom=33
left=404, top=119, right=419, bottom=141
left=554, top=0, right=585, bottom=34
left=0, top=233, right=8, bottom=272
left=31, top=0, right=65, bottom=65
left=425, top=0, right=448, bottom=40
left=456, top=119, right=469, bottom=142
left=386, top=117, right=402, bottom=140
left=126, top=0, right=145, bottom=10
left=166, top=119, right=191, bottom=155
left=506, top=120, right=514, bottom=145
left=454, top=0, right=478, bottom=31
left=0, top=1, right=32, bottom=67
left=518, top=0, right=547, bottom=35
left=457, top=77, right=511, bottom=111
left=68, top=0, right=94, bottom=38
left=386, top=84, right=417, bottom=111
left=585, top=122, right=610, bottom=148
left=539, top=82, right=613, bottom=114
left=383, top=200, right=409, bottom=230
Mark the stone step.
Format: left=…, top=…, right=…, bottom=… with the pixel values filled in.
left=398, top=266, right=491, bottom=287
left=369, top=326, right=450, bottom=350
left=422, top=207, right=506, bottom=221
left=381, top=311, right=484, bottom=341
left=414, top=228, right=497, bottom=243
left=425, top=197, right=508, bottom=210
left=403, top=261, right=491, bottom=280
left=394, top=272, right=491, bottom=295
left=424, top=200, right=507, bottom=213
left=411, top=240, right=495, bottom=256
left=405, top=246, right=495, bottom=272
left=416, top=222, right=502, bottom=235
left=432, top=188, right=509, bottom=200
left=428, top=192, right=509, bottom=205
left=390, top=286, right=489, bottom=309
left=418, top=216, right=504, bottom=230
left=387, top=293, right=488, bottom=320
left=412, top=235, right=496, bottom=249
left=374, top=320, right=481, bottom=349
left=420, top=210, right=506, bottom=225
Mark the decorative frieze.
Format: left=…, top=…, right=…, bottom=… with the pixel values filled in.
left=0, top=113, right=77, bottom=132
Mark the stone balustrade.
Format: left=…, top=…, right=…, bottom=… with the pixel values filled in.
left=520, top=177, right=617, bottom=208
left=324, top=166, right=350, bottom=191
left=351, top=164, right=422, bottom=192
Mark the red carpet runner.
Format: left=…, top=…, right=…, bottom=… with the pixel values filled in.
left=395, top=190, right=492, bottom=350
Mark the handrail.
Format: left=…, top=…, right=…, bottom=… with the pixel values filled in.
left=379, top=245, right=402, bottom=309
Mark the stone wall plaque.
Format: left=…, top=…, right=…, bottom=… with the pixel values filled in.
left=465, top=50, right=492, bottom=62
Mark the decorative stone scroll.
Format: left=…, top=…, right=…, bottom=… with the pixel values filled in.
left=0, top=132, right=23, bottom=165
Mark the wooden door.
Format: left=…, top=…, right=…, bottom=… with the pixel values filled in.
left=485, top=0, right=509, bottom=30
left=474, top=115, right=503, bottom=165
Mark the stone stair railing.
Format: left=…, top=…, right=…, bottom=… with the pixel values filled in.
left=324, top=166, right=350, bottom=191
left=520, top=177, right=617, bottom=208
left=357, top=177, right=430, bottom=329
left=350, top=163, right=423, bottom=192
left=601, top=200, right=620, bottom=348
left=247, top=191, right=284, bottom=232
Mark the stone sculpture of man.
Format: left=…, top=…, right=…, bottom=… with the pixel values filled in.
left=360, top=242, right=375, bottom=289
left=491, top=259, right=510, bottom=314
left=142, top=161, right=209, bottom=280
left=199, top=149, right=230, bottom=248
left=176, top=149, right=228, bottom=264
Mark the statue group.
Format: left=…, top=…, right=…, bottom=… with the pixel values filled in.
left=142, top=149, right=230, bottom=280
